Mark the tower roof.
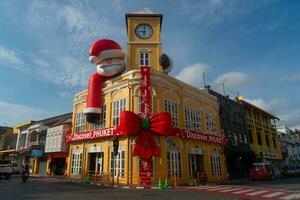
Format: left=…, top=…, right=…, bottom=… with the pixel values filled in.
left=125, top=8, right=163, bottom=32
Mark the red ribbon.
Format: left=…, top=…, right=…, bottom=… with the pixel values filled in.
left=118, top=111, right=174, bottom=160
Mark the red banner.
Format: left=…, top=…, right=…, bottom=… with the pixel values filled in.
left=65, top=127, right=117, bottom=142
left=175, top=129, right=228, bottom=145
left=65, top=127, right=227, bottom=145
left=140, top=66, right=151, bottom=118
left=139, top=66, right=152, bottom=184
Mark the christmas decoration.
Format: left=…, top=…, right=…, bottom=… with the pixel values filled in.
left=84, top=39, right=126, bottom=123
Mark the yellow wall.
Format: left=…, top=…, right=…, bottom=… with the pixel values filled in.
left=243, top=104, right=282, bottom=161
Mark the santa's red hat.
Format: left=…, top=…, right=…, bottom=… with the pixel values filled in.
left=89, top=39, right=125, bottom=64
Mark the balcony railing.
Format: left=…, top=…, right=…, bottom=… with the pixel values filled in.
left=255, top=120, right=262, bottom=127
left=246, top=118, right=253, bottom=124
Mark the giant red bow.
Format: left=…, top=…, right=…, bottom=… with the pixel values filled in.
left=118, top=111, right=174, bottom=160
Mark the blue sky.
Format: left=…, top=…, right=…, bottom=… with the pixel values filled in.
left=0, top=0, right=299, bottom=128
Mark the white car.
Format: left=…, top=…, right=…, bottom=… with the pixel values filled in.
left=0, top=160, right=13, bottom=180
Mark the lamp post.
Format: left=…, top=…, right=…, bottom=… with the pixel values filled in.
left=112, top=137, right=119, bottom=186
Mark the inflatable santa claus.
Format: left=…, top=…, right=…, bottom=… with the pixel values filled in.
left=84, top=39, right=126, bottom=123
left=84, top=39, right=173, bottom=123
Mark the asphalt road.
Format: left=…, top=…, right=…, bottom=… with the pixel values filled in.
left=0, top=176, right=238, bottom=200
left=1, top=176, right=299, bottom=200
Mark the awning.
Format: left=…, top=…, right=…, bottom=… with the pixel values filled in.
left=0, top=149, right=15, bottom=154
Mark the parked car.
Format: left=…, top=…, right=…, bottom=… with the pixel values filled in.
left=0, top=160, right=13, bottom=180
left=281, top=166, right=300, bottom=177
left=249, top=163, right=273, bottom=181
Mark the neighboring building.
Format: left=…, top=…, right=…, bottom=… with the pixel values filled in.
left=236, top=97, right=282, bottom=169
left=66, top=9, right=228, bottom=185
left=277, top=126, right=298, bottom=166
left=0, top=126, right=14, bottom=160
left=45, top=115, right=72, bottom=176
left=203, top=86, right=254, bottom=179
left=15, top=114, right=71, bottom=176
left=292, top=129, right=300, bottom=165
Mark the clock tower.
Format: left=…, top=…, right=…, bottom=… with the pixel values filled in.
left=125, top=8, right=163, bottom=72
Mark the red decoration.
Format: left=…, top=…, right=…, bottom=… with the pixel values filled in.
left=140, top=66, right=151, bottom=118
left=117, top=111, right=174, bottom=161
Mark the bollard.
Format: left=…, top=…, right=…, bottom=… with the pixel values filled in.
left=164, top=178, right=168, bottom=189
left=158, top=178, right=162, bottom=190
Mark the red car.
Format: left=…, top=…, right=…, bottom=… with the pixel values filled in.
left=249, top=163, right=273, bottom=181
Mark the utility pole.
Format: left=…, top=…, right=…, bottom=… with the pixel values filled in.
left=222, top=84, right=226, bottom=96
left=203, top=72, right=206, bottom=87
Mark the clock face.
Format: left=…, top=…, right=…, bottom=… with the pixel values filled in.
left=135, top=24, right=153, bottom=39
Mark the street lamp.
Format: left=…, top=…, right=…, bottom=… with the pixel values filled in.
left=112, top=137, right=119, bottom=186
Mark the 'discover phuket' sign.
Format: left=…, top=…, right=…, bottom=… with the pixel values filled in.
left=66, top=127, right=227, bottom=145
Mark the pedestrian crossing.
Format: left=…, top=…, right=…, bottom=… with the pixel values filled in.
left=181, top=185, right=300, bottom=200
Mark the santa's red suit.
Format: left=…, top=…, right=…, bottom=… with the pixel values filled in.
left=84, top=39, right=126, bottom=123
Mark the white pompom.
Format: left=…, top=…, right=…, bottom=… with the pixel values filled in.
left=89, top=56, right=98, bottom=64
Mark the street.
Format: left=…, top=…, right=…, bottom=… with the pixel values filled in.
left=0, top=176, right=299, bottom=200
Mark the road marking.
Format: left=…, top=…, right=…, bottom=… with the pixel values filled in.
left=263, top=192, right=285, bottom=198
left=233, top=189, right=255, bottom=194
left=280, top=194, right=300, bottom=200
left=207, top=186, right=232, bottom=191
left=246, top=190, right=269, bottom=196
left=219, top=188, right=243, bottom=192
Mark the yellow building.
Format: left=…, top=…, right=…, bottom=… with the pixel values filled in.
left=237, top=97, right=282, bottom=166
left=67, top=9, right=228, bottom=186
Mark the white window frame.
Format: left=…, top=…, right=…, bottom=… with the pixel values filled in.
left=90, top=104, right=106, bottom=130
left=75, top=112, right=86, bottom=133
left=112, top=99, right=126, bottom=126
left=206, top=113, right=216, bottom=134
left=71, top=152, right=83, bottom=175
left=164, top=100, right=179, bottom=128
left=140, top=51, right=150, bottom=66
left=185, top=106, right=202, bottom=131
left=110, top=145, right=125, bottom=178
left=210, top=153, right=222, bottom=177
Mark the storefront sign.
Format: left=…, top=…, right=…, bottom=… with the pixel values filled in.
left=65, top=127, right=117, bottom=142
left=140, top=66, right=151, bottom=118
left=176, top=129, right=228, bottom=145
left=31, top=150, right=44, bottom=157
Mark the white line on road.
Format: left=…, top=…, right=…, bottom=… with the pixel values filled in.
left=280, top=193, right=300, bottom=200
left=263, top=192, right=285, bottom=198
left=246, top=190, right=270, bottom=196
left=219, top=188, right=243, bottom=193
left=233, top=189, right=255, bottom=194
left=207, top=186, right=232, bottom=191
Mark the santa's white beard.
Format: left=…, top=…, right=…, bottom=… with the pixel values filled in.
left=97, top=60, right=126, bottom=76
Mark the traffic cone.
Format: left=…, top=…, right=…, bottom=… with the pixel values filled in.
left=164, top=178, right=168, bottom=189
left=158, top=178, right=162, bottom=190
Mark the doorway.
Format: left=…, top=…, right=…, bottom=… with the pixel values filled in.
left=88, top=152, right=104, bottom=174
left=189, top=154, right=205, bottom=177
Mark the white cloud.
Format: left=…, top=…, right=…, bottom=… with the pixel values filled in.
left=0, top=100, right=48, bottom=126
left=0, top=44, right=24, bottom=70
left=215, top=71, right=254, bottom=88
left=279, top=108, right=300, bottom=129
left=22, top=1, right=123, bottom=88
left=246, top=98, right=287, bottom=114
left=175, top=63, right=210, bottom=87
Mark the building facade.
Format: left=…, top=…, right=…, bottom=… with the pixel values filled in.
left=45, top=116, right=72, bottom=175
left=66, top=9, right=228, bottom=186
left=277, top=126, right=298, bottom=166
left=203, top=87, right=254, bottom=179
left=237, top=97, right=282, bottom=169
